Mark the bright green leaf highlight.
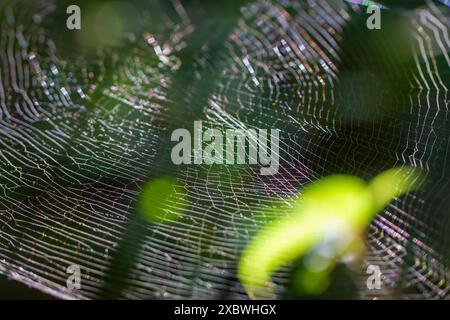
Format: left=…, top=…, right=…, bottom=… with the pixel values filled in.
left=238, top=166, right=422, bottom=298
left=137, top=177, right=187, bottom=224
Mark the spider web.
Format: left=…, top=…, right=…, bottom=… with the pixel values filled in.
left=0, top=0, right=449, bottom=299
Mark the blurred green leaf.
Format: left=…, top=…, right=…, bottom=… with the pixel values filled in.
left=238, top=166, right=422, bottom=298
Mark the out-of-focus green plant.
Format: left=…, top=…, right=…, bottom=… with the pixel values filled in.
left=137, top=177, right=187, bottom=224
left=238, top=166, right=422, bottom=299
